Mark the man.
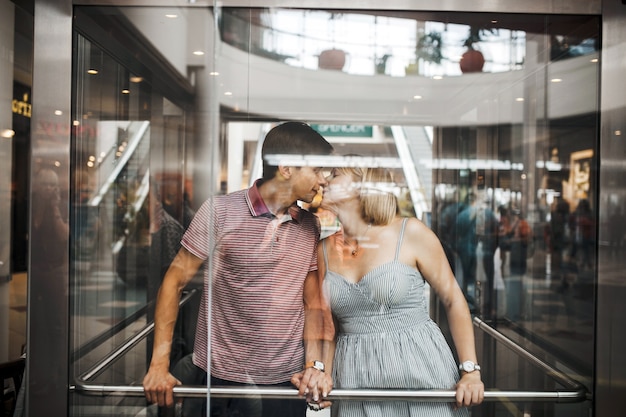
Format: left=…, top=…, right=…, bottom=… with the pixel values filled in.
left=455, top=191, right=499, bottom=317
left=143, top=122, right=335, bottom=416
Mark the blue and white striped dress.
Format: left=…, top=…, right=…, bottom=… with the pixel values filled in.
left=323, top=219, right=469, bottom=417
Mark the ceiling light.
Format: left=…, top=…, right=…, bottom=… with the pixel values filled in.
left=165, top=14, right=178, bottom=18
left=551, top=78, right=562, bottom=83
left=54, top=110, right=63, bottom=115
left=87, top=69, right=98, bottom=75
left=413, top=95, right=422, bottom=100
left=122, top=89, right=130, bottom=94
left=130, top=76, right=143, bottom=83
left=515, top=97, right=524, bottom=102
left=193, top=50, right=205, bottom=56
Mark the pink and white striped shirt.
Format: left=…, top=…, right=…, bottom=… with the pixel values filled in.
left=181, top=180, right=320, bottom=384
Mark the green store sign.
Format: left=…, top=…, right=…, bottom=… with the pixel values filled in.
left=312, top=124, right=373, bottom=137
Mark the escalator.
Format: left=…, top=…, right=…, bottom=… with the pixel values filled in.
left=73, top=120, right=151, bottom=283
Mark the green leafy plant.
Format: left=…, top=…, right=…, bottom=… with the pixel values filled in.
left=416, top=31, right=443, bottom=64
left=463, top=26, right=498, bottom=50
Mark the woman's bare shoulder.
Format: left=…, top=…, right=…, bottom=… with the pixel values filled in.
left=401, top=217, right=440, bottom=246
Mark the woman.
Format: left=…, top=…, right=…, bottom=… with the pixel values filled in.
left=317, top=165, right=484, bottom=416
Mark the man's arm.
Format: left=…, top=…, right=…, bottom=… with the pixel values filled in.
left=292, top=269, right=335, bottom=404
left=143, top=247, right=204, bottom=407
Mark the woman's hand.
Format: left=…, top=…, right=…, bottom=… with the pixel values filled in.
left=454, top=371, right=484, bottom=408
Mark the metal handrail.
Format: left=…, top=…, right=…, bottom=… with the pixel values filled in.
left=72, top=314, right=588, bottom=403
left=89, top=120, right=150, bottom=207
left=71, top=300, right=154, bottom=363
left=72, top=379, right=587, bottom=403
left=72, top=384, right=585, bottom=403
left=76, top=289, right=196, bottom=382
left=472, top=317, right=585, bottom=392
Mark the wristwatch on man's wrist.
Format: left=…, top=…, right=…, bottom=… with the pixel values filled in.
left=305, top=360, right=325, bottom=372
left=459, top=360, right=481, bottom=373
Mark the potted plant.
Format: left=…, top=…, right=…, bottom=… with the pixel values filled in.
left=375, top=53, right=391, bottom=75
left=319, top=12, right=347, bottom=71
left=406, top=31, right=443, bottom=75
left=319, top=48, right=347, bottom=70
left=460, top=26, right=496, bottom=73
left=417, top=31, right=443, bottom=64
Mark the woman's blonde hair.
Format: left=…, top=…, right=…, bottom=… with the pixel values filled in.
left=337, top=165, right=399, bottom=225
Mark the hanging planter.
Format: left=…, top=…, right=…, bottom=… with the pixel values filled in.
left=319, top=48, right=346, bottom=70
left=460, top=26, right=496, bottom=74
left=460, top=48, right=485, bottom=73
left=318, top=12, right=347, bottom=71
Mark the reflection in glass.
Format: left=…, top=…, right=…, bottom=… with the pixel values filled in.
left=69, top=6, right=598, bottom=416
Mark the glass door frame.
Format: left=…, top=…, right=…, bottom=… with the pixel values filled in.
left=28, top=1, right=626, bottom=416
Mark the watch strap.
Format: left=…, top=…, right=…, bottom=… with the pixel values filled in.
left=305, top=360, right=325, bottom=372
left=459, top=360, right=481, bottom=372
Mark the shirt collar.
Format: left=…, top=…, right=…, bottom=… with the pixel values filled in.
left=246, top=179, right=302, bottom=223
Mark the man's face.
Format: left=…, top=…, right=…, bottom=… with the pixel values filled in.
left=290, top=166, right=328, bottom=204
left=36, top=169, right=60, bottom=199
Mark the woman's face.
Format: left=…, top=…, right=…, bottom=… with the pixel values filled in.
left=321, top=168, right=358, bottom=211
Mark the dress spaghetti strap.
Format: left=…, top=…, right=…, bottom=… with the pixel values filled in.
left=394, top=218, right=409, bottom=260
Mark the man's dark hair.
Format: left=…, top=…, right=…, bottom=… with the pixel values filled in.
left=261, top=122, right=334, bottom=180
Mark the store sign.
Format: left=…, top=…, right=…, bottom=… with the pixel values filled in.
left=312, top=124, right=373, bottom=138
left=12, top=92, right=32, bottom=118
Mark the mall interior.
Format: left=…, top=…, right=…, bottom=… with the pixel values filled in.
left=1, top=0, right=626, bottom=416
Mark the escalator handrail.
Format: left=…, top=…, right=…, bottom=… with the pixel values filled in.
left=473, top=317, right=584, bottom=391
left=89, top=120, right=150, bottom=207
left=71, top=314, right=588, bottom=403
left=76, top=289, right=196, bottom=382
left=70, top=300, right=154, bottom=363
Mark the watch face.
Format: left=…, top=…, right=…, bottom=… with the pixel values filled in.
left=462, top=361, right=475, bottom=372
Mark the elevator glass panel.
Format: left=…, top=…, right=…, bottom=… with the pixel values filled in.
left=70, top=6, right=599, bottom=417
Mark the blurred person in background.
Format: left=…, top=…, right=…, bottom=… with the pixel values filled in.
left=455, top=192, right=499, bottom=317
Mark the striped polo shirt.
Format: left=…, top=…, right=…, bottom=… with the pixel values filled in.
left=181, top=180, right=321, bottom=384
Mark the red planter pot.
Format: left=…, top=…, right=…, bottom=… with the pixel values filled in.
left=319, top=49, right=346, bottom=70
left=460, top=49, right=485, bottom=73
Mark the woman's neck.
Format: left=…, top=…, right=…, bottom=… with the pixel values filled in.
left=337, top=210, right=370, bottom=240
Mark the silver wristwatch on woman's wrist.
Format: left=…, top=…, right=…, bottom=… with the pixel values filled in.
left=459, top=360, right=481, bottom=373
